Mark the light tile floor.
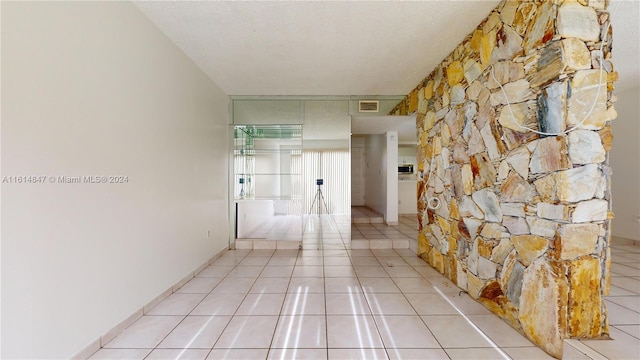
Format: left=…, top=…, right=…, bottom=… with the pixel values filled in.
left=351, top=218, right=417, bottom=242
left=564, top=239, right=640, bottom=359
left=352, top=207, right=384, bottom=224
left=90, top=222, right=640, bottom=359
left=302, top=214, right=351, bottom=251
left=243, top=215, right=303, bottom=241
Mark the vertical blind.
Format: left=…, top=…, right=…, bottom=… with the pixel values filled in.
left=234, top=148, right=350, bottom=215
left=299, top=149, right=350, bottom=215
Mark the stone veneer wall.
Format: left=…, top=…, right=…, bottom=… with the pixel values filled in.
left=390, top=0, right=616, bottom=357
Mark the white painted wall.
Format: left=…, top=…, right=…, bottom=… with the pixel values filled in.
left=365, top=134, right=387, bottom=216
left=386, top=132, right=399, bottom=225
left=303, top=100, right=351, bottom=142
left=610, top=87, right=640, bottom=241
left=236, top=200, right=275, bottom=237
left=398, top=144, right=417, bottom=215
left=398, top=145, right=418, bottom=170
left=351, top=137, right=366, bottom=206
left=1, top=2, right=230, bottom=358
left=399, top=181, right=418, bottom=214
left=364, top=133, right=399, bottom=224
left=254, top=139, right=282, bottom=198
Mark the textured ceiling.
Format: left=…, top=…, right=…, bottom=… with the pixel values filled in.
left=610, top=0, right=640, bottom=93
left=134, top=0, right=500, bottom=95
left=135, top=0, right=639, bottom=96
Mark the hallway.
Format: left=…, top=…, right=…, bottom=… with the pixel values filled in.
left=88, top=212, right=640, bottom=359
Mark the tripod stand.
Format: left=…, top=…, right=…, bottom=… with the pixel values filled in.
left=308, top=181, right=330, bottom=216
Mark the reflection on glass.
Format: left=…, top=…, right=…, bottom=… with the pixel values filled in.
left=232, top=100, right=352, bottom=250
left=301, top=101, right=351, bottom=249
left=234, top=125, right=303, bottom=240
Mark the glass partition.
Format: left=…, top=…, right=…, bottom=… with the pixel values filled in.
left=231, top=99, right=351, bottom=250
left=233, top=125, right=303, bottom=240
left=301, top=101, right=351, bottom=249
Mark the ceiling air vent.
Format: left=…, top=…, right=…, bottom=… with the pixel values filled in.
left=358, top=100, right=379, bottom=113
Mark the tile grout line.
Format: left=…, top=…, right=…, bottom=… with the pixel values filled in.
left=265, top=249, right=299, bottom=359
left=323, top=244, right=330, bottom=360
left=143, top=250, right=254, bottom=359
left=94, top=219, right=637, bottom=360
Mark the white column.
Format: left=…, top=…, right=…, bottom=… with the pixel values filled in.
left=386, top=131, right=399, bottom=225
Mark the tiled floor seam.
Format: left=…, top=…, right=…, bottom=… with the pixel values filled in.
left=90, top=218, right=638, bottom=359
left=222, top=270, right=267, bottom=350
left=81, top=248, right=232, bottom=359
left=267, top=251, right=307, bottom=358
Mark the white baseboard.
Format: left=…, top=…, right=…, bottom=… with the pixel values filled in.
left=70, top=246, right=229, bottom=359
left=612, top=236, right=640, bottom=246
